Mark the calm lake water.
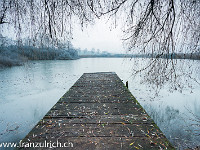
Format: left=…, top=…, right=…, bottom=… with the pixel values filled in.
left=0, top=58, right=199, bottom=149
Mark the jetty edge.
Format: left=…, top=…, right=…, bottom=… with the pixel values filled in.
left=20, top=72, right=174, bottom=149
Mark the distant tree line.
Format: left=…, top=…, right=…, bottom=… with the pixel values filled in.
left=132, top=53, right=200, bottom=60
left=0, top=37, right=78, bottom=67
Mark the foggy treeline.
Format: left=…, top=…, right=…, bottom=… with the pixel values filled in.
left=0, top=36, right=78, bottom=67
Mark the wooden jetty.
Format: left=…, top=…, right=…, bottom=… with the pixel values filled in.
left=22, top=72, right=174, bottom=149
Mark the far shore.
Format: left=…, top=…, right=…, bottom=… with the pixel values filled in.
left=1, top=53, right=200, bottom=69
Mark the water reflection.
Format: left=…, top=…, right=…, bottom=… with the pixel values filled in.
left=131, top=58, right=200, bottom=94
left=141, top=97, right=200, bottom=149
left=0, top=61, right=80, bottom=144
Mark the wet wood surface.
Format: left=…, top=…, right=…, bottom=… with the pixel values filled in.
left=22, top=72, right=174, bottom=149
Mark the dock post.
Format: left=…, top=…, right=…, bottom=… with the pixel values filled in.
left=126, top=81, right=128, bottom=88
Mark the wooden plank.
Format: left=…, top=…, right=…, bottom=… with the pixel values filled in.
left=42, top=115, right=153, bottom=124
left=46, top=103, right=146, bottom=117
left=21, top=72, right=174, bottom=149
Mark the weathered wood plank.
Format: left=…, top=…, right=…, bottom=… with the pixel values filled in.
left=43, top=114, right=153, bottom=124
left=27, top=121, right=164, bottom=138
left=46, top=103, right=146, bottom=117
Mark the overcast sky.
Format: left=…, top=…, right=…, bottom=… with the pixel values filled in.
left=72, top=18, right=125, bottom=53
left=1, top=16, right=125, bottom=53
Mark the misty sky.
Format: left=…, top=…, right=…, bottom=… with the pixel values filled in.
left=1, top=16, right=125, bottom=53
left=72, top=18, right=125, bottom=53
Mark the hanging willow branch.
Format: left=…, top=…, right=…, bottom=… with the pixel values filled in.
left=0, top=0, right=199, bottom=53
